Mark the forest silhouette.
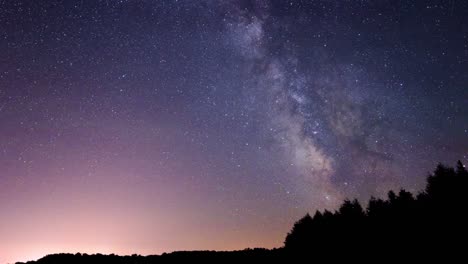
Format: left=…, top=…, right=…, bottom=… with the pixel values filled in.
left=16, top=161, right=468, bottom=263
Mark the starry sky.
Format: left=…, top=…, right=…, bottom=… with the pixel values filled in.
left=0, top=0, right=467, bottom=262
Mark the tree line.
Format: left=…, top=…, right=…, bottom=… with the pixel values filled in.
left=284, top=161, right=467, bottom=257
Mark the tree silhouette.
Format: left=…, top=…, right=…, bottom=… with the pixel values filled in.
left=284, top=160, right=468, bottom=257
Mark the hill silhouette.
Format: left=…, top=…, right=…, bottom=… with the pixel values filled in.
left=16, top=161, right=468, bottom=263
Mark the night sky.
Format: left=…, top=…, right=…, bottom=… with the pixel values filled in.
left=1, top=0, right=467, bottom=262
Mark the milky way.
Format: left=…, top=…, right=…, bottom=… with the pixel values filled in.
left=1, top=1, right=467, bottom=263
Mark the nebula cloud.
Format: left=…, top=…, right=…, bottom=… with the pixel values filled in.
left=223, top=1, right=342, bottom=208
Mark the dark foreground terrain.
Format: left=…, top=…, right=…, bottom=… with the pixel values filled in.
left=16, top=249, right=286, bottom=264
left=17, top=161, right=468, bottom=263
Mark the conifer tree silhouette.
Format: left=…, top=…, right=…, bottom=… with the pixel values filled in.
left=284, top=161, right=468, bottom=257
